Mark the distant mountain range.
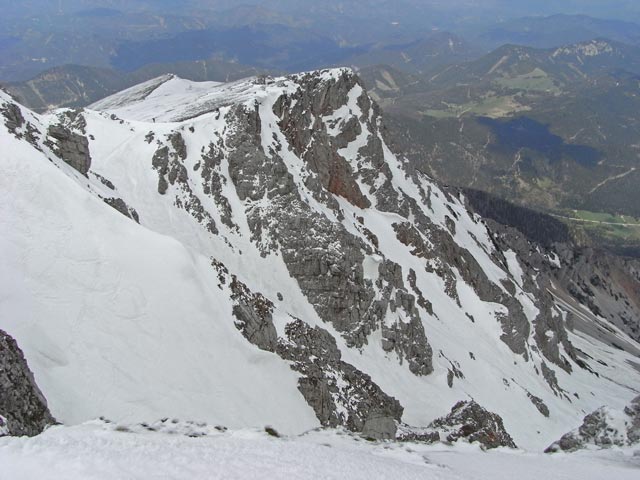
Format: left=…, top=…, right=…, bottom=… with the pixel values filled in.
left=2, top=61, right=274, bottom=112
left=345, top=32, right=481, bottom=74
left=475, top=14, right=640, bottom=49
left=357, top=38, right=640, bottom=255
left=426, top=38, right=640, bottom=88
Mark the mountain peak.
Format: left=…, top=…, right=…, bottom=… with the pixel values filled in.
left=1, top=69, right=640, bottom=451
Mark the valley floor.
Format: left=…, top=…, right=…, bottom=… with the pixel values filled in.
left=0, top=422, right=638, bottom=479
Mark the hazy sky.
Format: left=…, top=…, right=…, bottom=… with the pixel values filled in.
left=0, top=1, right=637, bottom=17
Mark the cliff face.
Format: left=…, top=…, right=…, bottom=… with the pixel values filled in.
left=1, top=69, right=639, bottom=449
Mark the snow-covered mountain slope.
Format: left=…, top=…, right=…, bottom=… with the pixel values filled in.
left=0, top=99, right=318, bottom=433
left=89, top=74, right=224, bottom=123
left=1, top=69, right=639, bottom=451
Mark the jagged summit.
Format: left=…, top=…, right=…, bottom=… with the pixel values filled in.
left=1, top=68, right=640, bottom=451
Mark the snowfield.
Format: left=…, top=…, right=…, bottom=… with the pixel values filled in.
left=0, top=422, right=639, bottom=480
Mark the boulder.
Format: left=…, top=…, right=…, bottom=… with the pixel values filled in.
left=362, top=415, right=397, bottom=440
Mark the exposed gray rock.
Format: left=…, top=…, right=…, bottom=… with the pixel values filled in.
left=541, top=362, right=566, bottom=397
left=211, top=259, right=277, bottom=352
left=277, top=208, right=376, bottom=346
left=478, top=218, right=580, bottom=371
left=220, top=88, right=434, bottom=376
left=546, top=395, right=640, bottom=452
left=39, top=109, right=92, bottom=174
left=0, top=100, right=40, bottom=146
left=229, top=275, right=278, bottom=352
left=394, top=217, right=534, bottom=360
left=527, top=392, right=550, bottom=417
left=210, top=258, right=403, bottom=434
left=151, top=132, right=218, bottom=234
left=170, top=131, right=187, bottom=160
left=104, top=197, right=140, bottom=223
left=547, top=408, right=622, bottom=452
left=0, top=330, right=56, bottom=437
left=201, top=141, right=238, bottom=231
left=47, top=123, right=91, bottom=175
left=226, top=104, right=295, bottom=206
left=94, top=173, right=115, bottom=190
left=477, top=205, right=639, bottom=370
left=277, top=319, right=404, bottom=433
left=152, top=146, right=170, bottom=194
left=429, top=400, right=517, bottom=449
left=396, top=400, right=516, bottom=449
left=395, top=423, right=440, bottom=443
left=0, top=414, right=8, bottom=436
left=362, top=415, right=397, bottom=440
left=376, top=260, right=433, bottom=376
left=1, top=101, right=24, bottom=134
left=625, top=395, right=640, bottom=444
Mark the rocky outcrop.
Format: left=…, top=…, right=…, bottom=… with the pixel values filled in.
left=394, top=217, right=535, bottom=360
left=277, top=319, right=403, bottom=435
left=527, top=393, right=550, bottom=417
left=545, top=395, right=640, bottom=452
left=211, top=259, right=404, bottom=435
left=1, top=101, right=24, bottom=135
left=151, top=132, right=218, bottom=234
left=377, top=260, right=433, bottom=376
left=395, top=424, right=440, bottom=443
left=46, top=112, right=91, bottom=176
left=229, top=275, right=278, bottom=353
left=104, top=197, right=140, bottom=223
left=362, top=415, right=398, bottom=440
left=396, top=400, right=517, bottom=449
left=211, top=259, right=278, bottom=352
left=1, top=98, right=41, bottom=146
left=200, top=141, right=238, bottom=231
left=224, top=82, right=435, bottom=375
left=428, top=400, right=517, bottom=449
left=0, top=330, right=56, bottom=437
left=627, top=395, right=640, bottom=444
left=477, top=217, right=580, bottom=372
left=0, top=415, right=8, bottom=436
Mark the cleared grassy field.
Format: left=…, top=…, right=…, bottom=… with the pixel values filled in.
left=560, top=209, right=640, bottom=244
left=495, top=68, right=561, bottom=94
left=422, top=94, right=529, bottom=118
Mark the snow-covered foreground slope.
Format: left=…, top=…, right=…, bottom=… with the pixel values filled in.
left=0, top=96, right=318, bottom=433
left=1, top=69, right=640, bottom=451
left=1, top=422, right=639, bottom=480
